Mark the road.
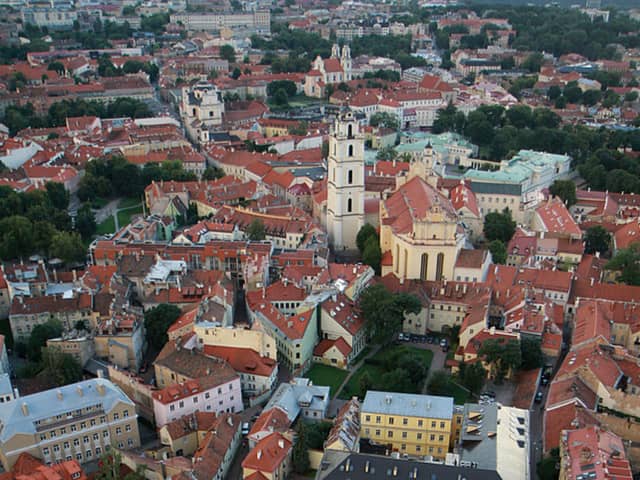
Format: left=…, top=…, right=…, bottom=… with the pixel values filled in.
left=93, top=198, right=121, bottom=224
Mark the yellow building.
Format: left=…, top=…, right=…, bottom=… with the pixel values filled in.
left=360, top=391, right=454, bottom=459
left=379, top=174, right=464, bottom=282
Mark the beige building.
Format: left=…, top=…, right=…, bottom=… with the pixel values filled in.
left=46, top=334, right=95, bottom=368
left=380, top=175, right=464, bottom=282
left=0, top=377, right=140, bottom=470
left=193, top=324, right=277, bottom=359
left=326, top=111, right=365, bottom=251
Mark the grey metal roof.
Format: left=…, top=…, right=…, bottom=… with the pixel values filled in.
left=0, top=378, right=134, bottom=442
left=362, top=391, right=453, bottom=420
left=316, top=451, right=503, bottom=480
left=468, top=181, right=521, bottom=196
left=459, top=403, right=498, bottom=471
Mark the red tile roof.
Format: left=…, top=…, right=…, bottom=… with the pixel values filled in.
left=204, top=345, right=277, bottom=377
left=535, top=197, right=581, bottom=238
left=313, top=337, right=351, bottom=358
left=241, top=432, right=292, bottom=474
left=321, top=294, right=364, bottom=336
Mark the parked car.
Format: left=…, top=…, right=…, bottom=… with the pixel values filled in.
left=242, top=422, right=250, bottom=435
left=426, top=336, right=434, bottom=344
left=481, top=391, right=496, bottom=399
left=439, top=338, right=448, bottom=348
left=534, top=391, right=544, bottom=403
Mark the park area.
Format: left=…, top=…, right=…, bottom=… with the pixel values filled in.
left=338, top=344, right=433, bottom=400
left=96, top=197, right=144, bottom=235
left=305, top=364, right=349, bottom=398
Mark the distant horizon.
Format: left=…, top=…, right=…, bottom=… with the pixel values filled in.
left=463, top=0, right=638, bottom=8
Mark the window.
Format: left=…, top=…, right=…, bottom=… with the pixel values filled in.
left=178, top=401, right=184, bottom=408
left=375, top=416, right=381, bottom=424
left=76, top=453, right=82, bottom=461
left=402, top=432, right=407, bottom=439
left=375, top=429, right=380, bottom=436
left=205, top=392, right=210, bottom=399
left=417, top=433, right=422, bottom=440
left=439, top=435, right=444, bottom=442
left=103, top=431, right=109, bottom=438
left=40, top=434, right=47, bottom=441
left=388, top=417, right=394, bottom=425
left=116, top=427, right=122, bottom=435
left=127, top=439, right=134, bottom=447
left=417, top=420, right=423, bottom=427
left=71, top=425, right=77, bottom=432
left=86, top=450, right=92, bottom=459
left=60, top=428, right=66, bottom=434
left=83, top=436, right=89, bottom=444
left=431, top=421, right=436, bottom=428
left=53, top=445, right=60, bottom=452
left=64, top=441, right=69, bottom=448
left=123, top=410, right=129, bottom=418
left=93, top=434, right=99, bottom=441
left=126, top=424, right=132, bottom=432
left=80, top=422, right=86, bottom=429
left=117, top=443, right=124, bottom=449
left=416, top=446, right=421, bottom=452
left=430, top=434, right=435, bottom=441
left=90, top=419, right=96, bottom=426
left=348, top=169, right=353, bottom=184
left=347, top=198, right=352, bottom=213
left=50, top=431, right=56, bottom=438
left=113, top=413, right=119, bottom=421
left=96, top=447, right=102, bottom=455
left=43, top=447, right=50, bottom=455
left=170, top=405, right=175, bottom=412
left=440, top=422, right=445, bottom=429
left=387, top=431, right=393, bottom=438
left=73, top=439, right=80, bottom=447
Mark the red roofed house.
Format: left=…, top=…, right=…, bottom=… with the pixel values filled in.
left=532, top=197, right=582, bottom=240
left=304, top=44, right=352, bottom=98
left=613, top=218, right=640, bottom=252
left=559, top=426, right=632, bottom=480
left=242, top=432, right=292, bottom=480
left=317, top=293, right=366, bottom=368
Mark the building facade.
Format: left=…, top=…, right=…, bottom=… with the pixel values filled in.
left=0, top=377, right=140, bottom=470
left=326, top=111, right=365, bottom=251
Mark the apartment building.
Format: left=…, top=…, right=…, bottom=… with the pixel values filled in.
left=360, top=391, right=455, bottom=459
left=0, top=377, right=140, bottom=470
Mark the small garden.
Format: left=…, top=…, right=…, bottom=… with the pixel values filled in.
left=305, top=364, right=349, bottom=398
left=339, top=344, right=433, bottom=400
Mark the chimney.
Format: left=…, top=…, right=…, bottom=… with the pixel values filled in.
left=96, top=383, right=106, bottom=396
left=21, top=402, right=28, bottom=416
left=257, top=450, right=262, bottom=460
left=278, top=439, right=284, bottom=448
left=97, top=369, right=104, bottom=379
left=57, top=390, right=63, bottom=400
left=72, top=269, right=77, bottom=282
left=13, top=388, right=19, bottom=400
left=76, top=385, right=83, bottom=397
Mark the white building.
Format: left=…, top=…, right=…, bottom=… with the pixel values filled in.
left=180, top=81, right=225, bottom=145
left=326, top=111, right=365, bottom=251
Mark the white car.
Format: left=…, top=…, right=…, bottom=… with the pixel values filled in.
left=241, top=422, right=250, bottom=435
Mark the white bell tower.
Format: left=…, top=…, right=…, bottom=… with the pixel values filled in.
left=327, top=111, right=365, bottom=251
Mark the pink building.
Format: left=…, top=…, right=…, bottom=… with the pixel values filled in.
left=152, top=375, right=242, bottom=427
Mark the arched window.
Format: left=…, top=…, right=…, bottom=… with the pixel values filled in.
left=420, top=253, right=428, bottom=281
left=348, top=170, right=353, bottom=184
left=395, top=245, right=400, bottom=274
left=348, top=144, right=354, bottom=157
left=347, top=198, right=352, bottom=213
left=347, top=124, right=353, bottom=138
left=436, top=253, right=445, bottom=281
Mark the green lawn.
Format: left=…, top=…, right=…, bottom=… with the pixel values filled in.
left=306, top=364, right=349, bottom=398
left=95, top=198, right=143, bottom=235
left=445, top=380, right=471, bottom=405
left=338, top=345, right=433, bottom=400
left=268, top=94, right=322, bottom=111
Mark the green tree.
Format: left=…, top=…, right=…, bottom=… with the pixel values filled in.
left=356, top=223, right=377, bottom=253
left=144, top=304, right=182, bottom=350
left=483, top=209, right=516, bottom=243
left=549, top=179, right=577, bottom=207
left=488, top=240, right=507, bottom=264
left=0, top=216, right=35, bottom=259
left=305, top=421, right=333, bottom=449
left=41, top=348, right=83, bottom=386
left=292, top=422, right=310, bottom=474
left=267, top=80, right=297, bottom=98
left=47, top=61, right=65, bottom=75
left=45, top=182, right=69, bottom=210
left=427, top=370, right=450, bottom=396
left=272, top=88, right=289, bottom=105
left=27, top=320, right=63, bottom=362
left=460, top=361, right=486, bottom=395
left=359, top=284, right=421, bottom=344
left=624, top=91, right=638, bottom=103
left=362, top=236, right=382, bottom=275
left=202, top=166, right=225, bottom=180
left=479, top=339, right=522, bottom=381
left=359, top=371, right=373, bottom=396
left=246, top=219, right=266, bottom=241
left=376, top=146, right=397, bottom=161
left=231, top=67, right=241, bottom=80
left=563, top=83, right=582, bottom=104
left=220, top=44, right=236, bottom=63
left=520, top=337, right=543, bottom=370
left=521, top=53, right=544, bottom=73
left=582, top=89, right=602, bottom=106
left=585, top=225, right=610, bottom=255
left=49, top=232, right=85, bottom=264
left=607, top=243, right=640, bottom=285
left=547, top=85, right=562, bottom=101
left=75, top=204, right=96, bottom=240
left=369, top=112, right=399, bottom=130
left=379, top=368, right=415, bottom=393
